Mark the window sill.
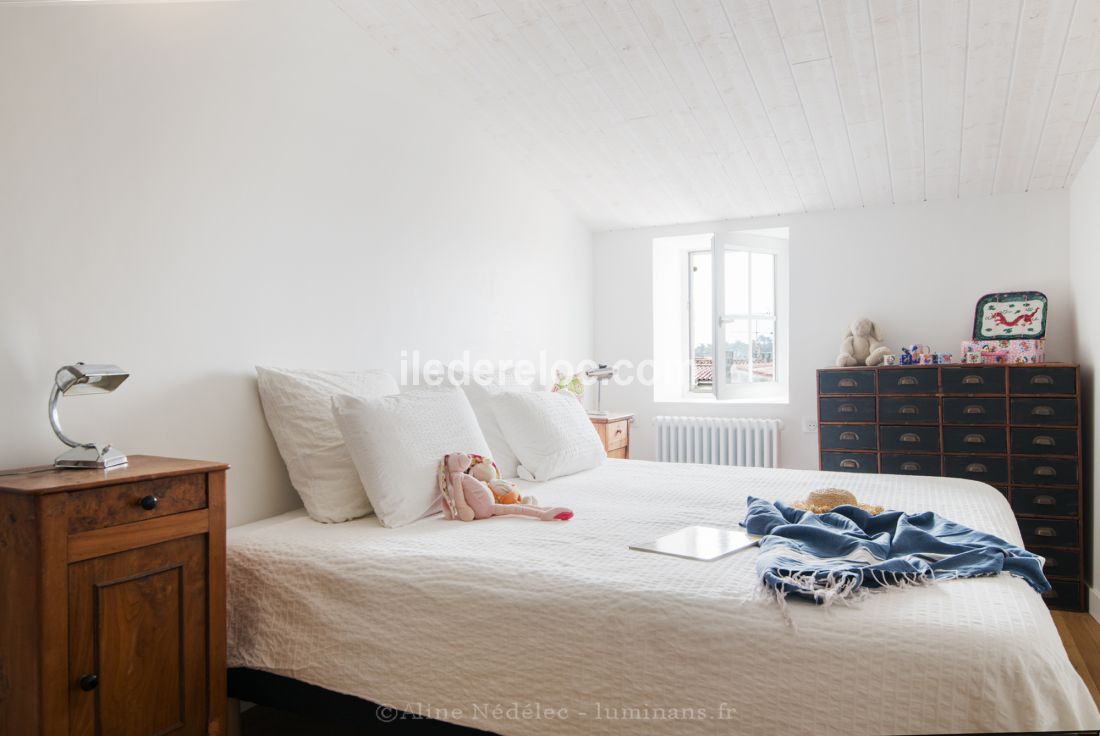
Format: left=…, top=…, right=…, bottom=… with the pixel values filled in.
left=654, top=394, right=790, bottom=406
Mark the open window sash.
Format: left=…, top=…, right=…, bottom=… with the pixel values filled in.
left=711, top=233, right=781, bottom=400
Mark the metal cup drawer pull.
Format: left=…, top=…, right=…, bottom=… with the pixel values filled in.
left=898, top=376, right=918, bottom=386
left=839, top=459, right=861, bottom=469
left=1031, top=405, right=1055, bottom=416
left=899, top=405, right=919, bottom=415
left=1033, top=495, right=1057, bottom=506
left=839, top=403, right=857, bottom=414
left=1033, top=466, right=1057, bottom=477
left=1044, top=558, right=1058, bottom=569
left=965, top=463, right=988, bottom=474
left=1032, top=435, right=1056, bottom=447
left=839, top=431, right=860, bottom=441
left=838, top=378, right=857, bottom=388
left=900, top=432, right=921, bottom=443
left=962, top=375, right=984, bottom=385
left=963, top=434, right=986, bottom=444
left=963, top=405, right=985, bottom=415
left=1035, top=526, right=1057, bottom=538
left=1043, top=589, right=1059, bottom=599
left=900, top=462, right=920, bottom=472
left=1030, top=374, right=1055, bottom=385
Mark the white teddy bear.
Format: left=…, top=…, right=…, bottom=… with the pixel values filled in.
left=836, top=318, right=891, bottom=367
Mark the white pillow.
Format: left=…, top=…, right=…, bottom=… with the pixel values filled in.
left=332, top=387, right=491, bottom=528
left=256, top=366, right=398, bottom=523
left=460, top=375, right=532, bottom=478
left=489, top=391, right=605, bottom=481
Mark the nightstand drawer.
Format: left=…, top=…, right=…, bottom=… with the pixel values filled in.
left=604, top=420, right=629, bottom=451
left=67, top=474, right=208, bottom=534
left=1012, top=487, right=1078, bottom=518
left=1042, top=580, right=1082, bottom=609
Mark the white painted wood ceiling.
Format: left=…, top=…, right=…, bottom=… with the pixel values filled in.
left=338, top=0, right=1100, bottom=230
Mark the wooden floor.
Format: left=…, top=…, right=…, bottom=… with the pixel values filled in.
left=1054, top=611, right=1100, bottom=708
left=241, top=613, right=1100, bottom=735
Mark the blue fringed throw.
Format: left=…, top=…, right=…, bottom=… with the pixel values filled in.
left=742, top=497, right=1050, bottom=606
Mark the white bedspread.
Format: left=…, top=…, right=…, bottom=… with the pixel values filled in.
left=227, top=460, right=1100, bottom=735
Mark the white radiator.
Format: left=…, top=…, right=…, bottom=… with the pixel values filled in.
left=655, top=416, right=783, bottom=468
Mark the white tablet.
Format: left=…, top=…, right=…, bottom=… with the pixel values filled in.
left=629, top=525, right=760, bottom=561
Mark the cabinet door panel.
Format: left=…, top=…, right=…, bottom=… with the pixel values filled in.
left=69, top=535, right=207, bottom=736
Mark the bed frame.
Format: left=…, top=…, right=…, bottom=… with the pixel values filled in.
left=227, top=667, right=491, bottom=733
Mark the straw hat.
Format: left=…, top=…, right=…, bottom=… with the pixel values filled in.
left=792, top=488, right=884, bottom=515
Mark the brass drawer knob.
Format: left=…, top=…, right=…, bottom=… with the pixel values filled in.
left=839, top=431, right=859, bottom=441
left=838, top=378, right=857, bottom=388
left=1032, top=435, right=1056, bottom=446
left=839, top=459, right=860, bottom=469
left=1030, top=374, right=1055, bottom=385
left=1035, top=526, right=1057, bottom=537
left=965, top=463, right=988, bottom=474
left=900, top=432, right=921, bottom=443
left=1031, top=405, right=1055, bottom=417
left=1033, top=466, right=1057, bottom=477
left=963, top=405, right=985, bottom=415
left=898, top=376, right=918, bottom=386
left=901, top=462, right=920, bottom=472
left=838, top=403, right=857, bottom=414
left=899, top=405, right=919, bottom=415
left=1033, top=495, right=1057, bottom=506
left=963, top=434, right=985, bottom=444
left=962, top=375, right=984, bottom=385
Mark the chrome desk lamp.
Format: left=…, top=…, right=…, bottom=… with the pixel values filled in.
left=48, top=363, right=130, bottom=469
left=585, top=364, right=615, bottom=417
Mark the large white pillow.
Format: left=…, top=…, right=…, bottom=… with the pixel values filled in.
left=332, top=387, right=491, bottom=529
left=460, top=375, right=532, bottom=478
left=256, top=366, right=398, bottom=523
left=489, top=391, right=605, bottom=481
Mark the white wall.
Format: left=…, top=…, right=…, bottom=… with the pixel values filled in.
left=594, top=193, right=1072, bottom=470
left=1069, top=143, right=1100, bottom=615
left=0, top=0, right=592, bottom=526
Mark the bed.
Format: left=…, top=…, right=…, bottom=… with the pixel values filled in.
left=227, top=459, right=1100, bottom=735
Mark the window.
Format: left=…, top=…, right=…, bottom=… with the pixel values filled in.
left=653, top=228, right=788, bottom=403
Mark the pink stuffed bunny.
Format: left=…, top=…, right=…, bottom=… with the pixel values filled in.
left=440, top=453, right=573, bottom=522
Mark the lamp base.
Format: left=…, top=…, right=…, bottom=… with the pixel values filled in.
left=54, top=444, right=128, bottom=470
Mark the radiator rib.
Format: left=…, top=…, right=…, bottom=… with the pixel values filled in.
left=654, top=417, right=783, bottom=469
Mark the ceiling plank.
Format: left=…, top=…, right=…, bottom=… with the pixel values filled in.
left=920, top=0, right=969, bottom=200
left=869, top=0, right=925, bottom=203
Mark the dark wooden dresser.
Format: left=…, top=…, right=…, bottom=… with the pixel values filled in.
left=0, top=455, right=228, bottom=735
left=816, top=364, right=1085, bottom=611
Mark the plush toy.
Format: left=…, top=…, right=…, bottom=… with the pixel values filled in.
left=440, top=453, right=572, bottom=522
left=836, top=318, right=891, bottom=367
left=468, top=458, right=538, bottom=505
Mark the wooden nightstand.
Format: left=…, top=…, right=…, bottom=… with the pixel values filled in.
left=590, top=412, right=634, bottom=459
left=0, top=455, right=229, bottom=736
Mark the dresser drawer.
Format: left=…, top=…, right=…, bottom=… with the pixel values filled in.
left=820, top=424, right=877, bottom=451
left=1032, top=547, right=1081, bottom=578
left=1042, top=580, right=1082, bottom=609
left=818, top=370, right=875, bottom=394
left=944, top=455, right=1008, bottom=485
left=942, top=426, right=1007, bottom=454
left=1010, top=367, right=1077, bottom=395
left=67, top=474, right=208, bottom=534
left=1010, top=398, right=1078, bottom=426
left=1012, top=487, right=1079, bottom=518
left=878, top=368, right=937, bottom=394
left=819, top=397, right=876, bottom=423
left=878, top=397, right=939, bottom=424
left=1010, top=428, right=1078, bottom=456
left=942, top=397, right=1006, bottom=425
left=821, top=451, right=876, bottom=474
left=941, top=366, right=1005, bottom=394
left=1019, top=518, right=1078, bottom=547
left=880, top=426, right=940, bottom=453
left=880, top=453, right=940, bottom=476
left=1012, top=457, right=1079, bottom=487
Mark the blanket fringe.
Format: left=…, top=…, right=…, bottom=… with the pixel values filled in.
left=765, top=567, right=944, bottom=626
